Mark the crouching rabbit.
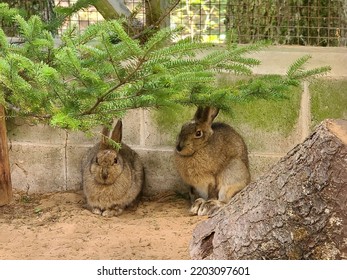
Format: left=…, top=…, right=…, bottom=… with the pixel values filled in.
left=82, top=120, right=144, bottom=217
left=175, top=106, right=250, bottom=216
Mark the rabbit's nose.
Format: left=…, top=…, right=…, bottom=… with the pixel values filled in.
left=176, top=143, right=183, bottom=152
left=102, top=169, right=108, bottom=180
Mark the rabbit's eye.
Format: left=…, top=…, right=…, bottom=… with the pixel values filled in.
left=195, top=130, right=203, bottom=138
left=95, top=157, right=99, bottom=164
left=114, top=158, right=118, bottom=164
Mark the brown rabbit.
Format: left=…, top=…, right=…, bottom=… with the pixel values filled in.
left=82, top=120, right=144, bottom=217
left=174, top=106, right=250, bottom=216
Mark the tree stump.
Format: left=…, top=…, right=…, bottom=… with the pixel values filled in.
left=0, top=105, right=12, bottom=206
left=190, top=119, right=347, bottom=260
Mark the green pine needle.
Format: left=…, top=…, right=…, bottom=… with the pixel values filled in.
left=0, top=8, right=331, bottom=131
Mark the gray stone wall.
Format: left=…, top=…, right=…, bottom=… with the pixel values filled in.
left=7, top=46, right=347, bottom=195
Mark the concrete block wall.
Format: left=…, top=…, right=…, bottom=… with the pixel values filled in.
left=7, top=46, right=347, bottom=195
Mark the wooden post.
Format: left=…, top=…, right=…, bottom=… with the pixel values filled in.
left=0, top=105, right=12, bottom=206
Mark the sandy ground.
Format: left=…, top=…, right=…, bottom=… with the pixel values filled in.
left=0, top=190, right=206, bottom=260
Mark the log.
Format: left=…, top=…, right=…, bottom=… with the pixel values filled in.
left=0, top=105, right=12, bottom=206
left=190, top=119, right=347, bottom=260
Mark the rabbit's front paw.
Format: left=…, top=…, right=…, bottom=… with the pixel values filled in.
left=190, top=198, right=206, bottom=215
left=91, top=207, right=103, bottom=215
left=200, top=200, right=224, bottom=216
left=102, top=207, right=123, bottom=217
left=190, top=199, right=224, bottom=216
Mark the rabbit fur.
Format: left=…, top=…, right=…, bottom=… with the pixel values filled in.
left=174, top=106, right=251, bottom=216
left=82, top=120, right=144, bottom=217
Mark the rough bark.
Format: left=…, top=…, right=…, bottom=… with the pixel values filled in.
left=145, top=0, right=163, bottom=27
left=94, top=0, right=131, bottom=19
left=190, top=119, right=347, bottom=260
left=0, top=105, right=12, bottom=206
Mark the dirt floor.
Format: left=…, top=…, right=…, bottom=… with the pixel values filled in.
left=0, top=190, right=206, bottom=260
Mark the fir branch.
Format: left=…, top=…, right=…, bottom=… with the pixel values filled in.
left=143, top=27, right=174, bottom=53
left=0, top=3, right=19, bottom=21
left=201, top=50, right=228, bottom=65
left=0, top=10, right=331, bottom=131
left=0, top=29, right=8, bottom=54
left=229, top=40, right=270, bottom=55
left=108, top=20, right=143, bottom=56
left=162, top=58, right=202, bottom=72
left=286, top=54, right=312, bottom=78
left=150, top=39, right=212, bottom=58
left=230, top=56, right=261, bottom=67
left=213, top=63, right=253, bottom=75
left=100, top=32, right=122, bottom=82
left=79, top=55, right=148, bottom=116
left=172, top=72, right=215, bottom=84
left=14, top=15, right=32, bottom=40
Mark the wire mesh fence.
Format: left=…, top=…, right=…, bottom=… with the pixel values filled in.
left=55, top=0, right=146, bottom=34
left=1, top=0, right=347, bottom=46
left=171, top=0, right=347, bottom=46
left=57, top=0, right=104, bottom=32
left=57, top=0, right=347, bottom=46
left=170, top=0, right=228, bottom=43
left=224, top=0, right=347, bottom=47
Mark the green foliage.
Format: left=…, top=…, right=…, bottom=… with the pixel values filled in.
left=286, top=55, right=331, bottom=83
left=0, top=3, right=21, bottom=37
left=0, top=3, right=19, bottom=21
left=0, top=3, right=331, bottom=133
left=225, top=0, right=346, bottom=46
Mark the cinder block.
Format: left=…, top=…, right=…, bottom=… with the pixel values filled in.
left=9, top=143, right=66, bottom=193
left=66, top=129, right=98, bottom=146
left=66, top=109, right=142, bottom=146
left=122, top=109, right=142, bottom=145
left=7, top=119, right=66, bottom=145
left=67, top=124, right=140, bottom=147
left=142, top=109, right=189, bottom=147
left=65, top=145, right=91, bottom=191
left=134, top=147, right=187, bottom=196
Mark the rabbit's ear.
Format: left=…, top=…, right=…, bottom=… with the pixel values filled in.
left=193, top=106, right=205, bottom=122
left=206, top=107, right=219, bottom=124
left=100, top=126, right=110, bottom=149
left=111, top=119, right=123, bottom=143
left=194, top=106, right=219, bottom=125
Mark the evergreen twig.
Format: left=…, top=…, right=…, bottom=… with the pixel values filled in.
left=0, top=2, right=331, bottom=131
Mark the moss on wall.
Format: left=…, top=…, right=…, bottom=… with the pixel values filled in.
left=151, top=104, right=193, bottom=144
left=311, top=79, right=347, bottom=127
left=220, top=89, right=301, bottom=136
left=153, top=76, right=302, bottom=139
